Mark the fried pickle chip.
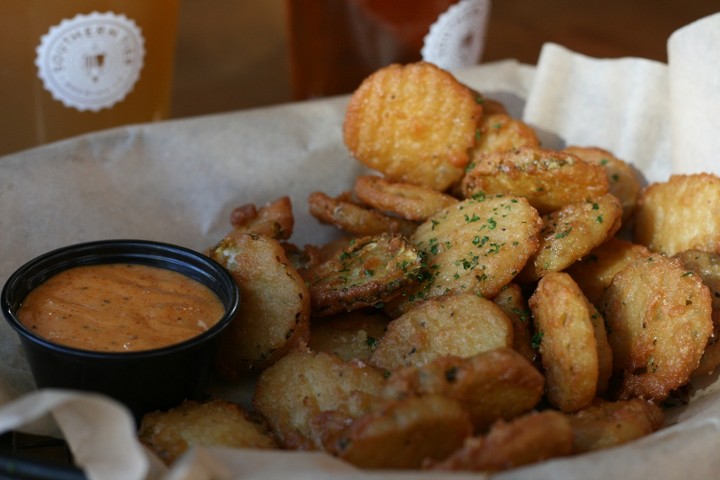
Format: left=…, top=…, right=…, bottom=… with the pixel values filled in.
left=563, top=146, right=642, bottom=224
left=343, top=62, right=482, bottom=191
left=209, top=231, right=311, bottom=377
left=308, top=309, right=389, bottom=362
left=353, top=175, right=458, bottom=222
left=460, top=146, right=609, bottom=214
left=602, top=254, right=713, bottom=401
left=229, top=196, right=294, bottom=240
left=492, top=283, right=537, bottom=364
left=529, top=272, right=600, bottom=412
left=370, top=293, right=514, bottom=371
left=253, top=349, right=386, bottom=450
left=308, top=190, right=417, bottom=237
left=567, top=398, right=665, bottom=454
left=326, top=394, right=472, bottom=469
left=383, top=348, right=544, bottom=431
left=673, top=249, right=720, bottom=378
left=138, top=399, right=278, bottom=465
left=634, top=173, right=720, bottom=255
left=428, top=410, right=573, bottom=472
left=390, top=194, right=541, bottom=314
left=519, top=193, right=623, bottom=282
left=566, top=237, right=652, bottom=306
left=471, top=112, right=540, bottom=158
left=301, top=233, right=423, bottom=317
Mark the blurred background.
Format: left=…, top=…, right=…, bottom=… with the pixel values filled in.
left=171, top=0, right=717, bottom=118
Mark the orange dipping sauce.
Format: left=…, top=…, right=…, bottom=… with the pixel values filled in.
left=17, top=263, right=225, bottom=352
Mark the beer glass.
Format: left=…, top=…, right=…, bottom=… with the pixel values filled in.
left=0, top=0, right=179, bottom=156
left=285, top=0, right=491, bottom=99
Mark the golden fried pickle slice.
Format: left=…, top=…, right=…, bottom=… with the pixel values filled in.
left=391, top=194, right=541, bottom=313
left=428, top=410, right=573, bottom=472
left=461, top=146, right=609, bottom=214
left=326, top=394, right=472, bottom=469
left=519, top=193, right=623, bottom=282
left=563, top=146, right=642, bottom=225
left=471, top=112, right=540, bottom=158
left=567, top=398, right=664, bottom=454
left=529, top=272, right=601, bottom=412
left=353, top=175, right=458, bottom=222
left=308, top=309, right=389, bottom=362
left=343, top=62, right=482, bottom=191
left=138, top=399, right=278, bottom=465
left=301, top=233, right=423, bottom=317
left=308, top=191, right=417, bottom=237
left=382, top=348, right=544, bottom=432
left=602, top=254, right=713, bottom=401
left=253, top=349, right=386, bottom=450
left=634, top=173, right=720, bottom=255
left=369, top=293, right=514, bottom=371
left=229, top=196, right=294, bottom=240
left=209, top=231, right=311, bottom=377
left=565, top=237, right=652, bottom=306
left=492, top=283, right=537, bottom=364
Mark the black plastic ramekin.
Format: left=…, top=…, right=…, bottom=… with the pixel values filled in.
left=1, top=239, right=240, bottom=421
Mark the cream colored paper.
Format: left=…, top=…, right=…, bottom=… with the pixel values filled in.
left=1, top=12, right=720, bottom=480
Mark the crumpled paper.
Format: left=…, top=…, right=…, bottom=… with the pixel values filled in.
left=1, top=12, right=720, bottom=480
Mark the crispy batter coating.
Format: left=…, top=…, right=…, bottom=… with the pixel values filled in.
left=529, top=272, right=600, bottom=412
left=343, top=62, right=482, bottom=191
left=308, top=310, right=389, bottom=362
left=634, top=173, right=720, bottom=255
left=602, top=254, right=713, bottom=401
left=300, top=233, right=423, bottom=317
left=353, top=175, right=458, bottom=222
left=471, top=112, right=540, bottom=158
left=428, top=410, right=573, bottom=472
left=326, top=394, right=472, bottom=469
left=308, top=191, right=417, bottom=237
left=563, top=146, right=642, bottom=225
left=138, top=399, right=278, bottom=465
left=370, top=293, right=514, bottom=371
left=253, top=349, right=386, bottom=450
left=382, top=348, right=544, bottom=432
left=461, top=146, right=609, bottom=214
left=229, top=196, right=294, bottom=240
left=492, top=283, right=538, bottom=365
left=209, top=231, right=311, bottom=377
left=519, top=193, right=623, bottom=282
left=568, top=398, right=664, bottom=454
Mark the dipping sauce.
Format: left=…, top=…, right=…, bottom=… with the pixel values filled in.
left=17, top=263, right=226, bottom=352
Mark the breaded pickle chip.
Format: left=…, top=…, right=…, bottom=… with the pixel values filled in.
left=370, top=293, right=514, bottom=371
left=461, top=146, right=609, bottom=214
left=253, top=349, right=386, bottom=449
left=396, top=194, right=541, bottom=310
left=602, top=254, right=713, bottom=401
left=343, top=62, right=482, bottom=191
left=353, top=175, right=458, bottom=222
left=566, top=237, right=652, bottom=306
left=301, top=233, right=423, bottom=316
left=308, top=191, right=417, bottom=237
left=519, top=193, right=623, bottom=282
left=568, top=398, right=664, bottom=454
left=471, top=112, right=540, bottom=157
left=308, top=310, right=389, bottom=362
left=327, top=394, right=472, bottom=469
left=634, top=173, right=720, bottom=255
left=529, top=272, right=600, bottom=412
left=492, top=283, right=537, bottom=364
left=139, top=399, right=278, bottom=465
left=209, top=232, right=311, bottom=377
left=229, top=196, right=294, bottom=240
left=383, top=348, right=544, bottom=431
left=428, top=410, right=573, bottom=472
left=563, top=146, right=642, bottom=225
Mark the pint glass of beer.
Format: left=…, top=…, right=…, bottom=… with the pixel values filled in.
left=0, top=0, right=179, bottom=156
left=285, top=0, right=491, bottom=99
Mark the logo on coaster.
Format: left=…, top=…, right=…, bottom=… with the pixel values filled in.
left=35, top=12, right=145, bottom=112
left=422, top=0, right=490, bottom=70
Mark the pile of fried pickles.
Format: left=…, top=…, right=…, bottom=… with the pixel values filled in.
left=138, top=62, right=720, bottom=472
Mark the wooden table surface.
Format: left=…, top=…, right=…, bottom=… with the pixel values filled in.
left=170, top=0, right=717, bottom=118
